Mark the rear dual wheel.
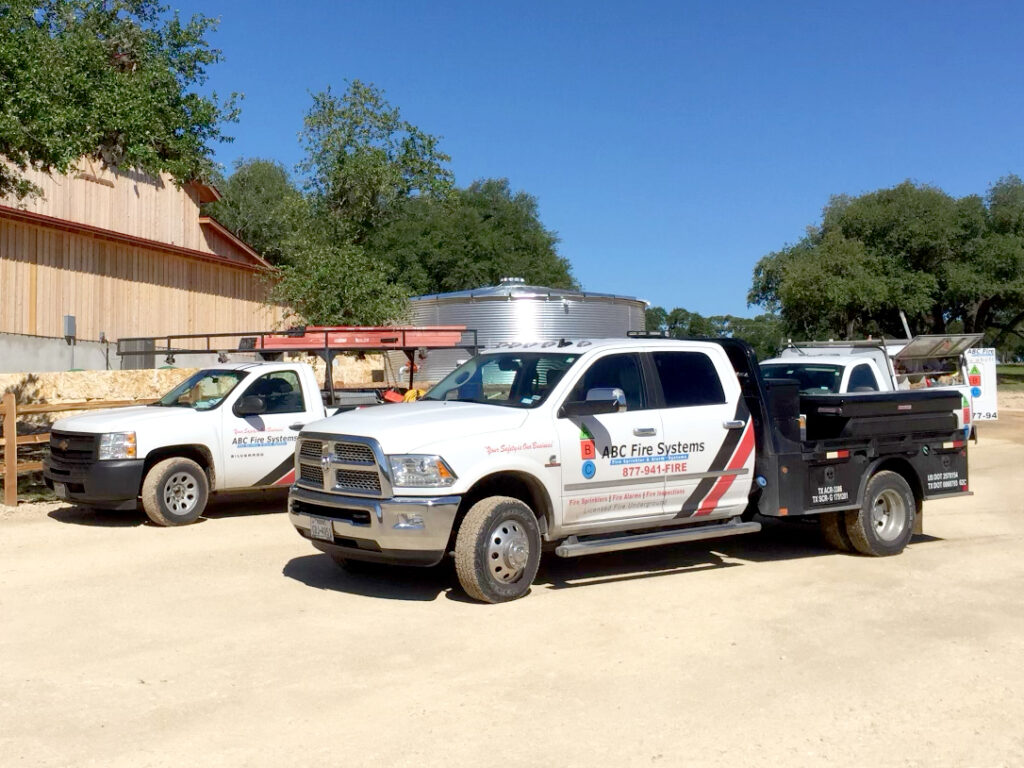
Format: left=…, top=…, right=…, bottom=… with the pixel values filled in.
left=822, top=471, right=916, bottom=556
left=845, top=471, right=916, bottom=556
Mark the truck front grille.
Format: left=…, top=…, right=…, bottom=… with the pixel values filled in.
left=332, top=442, right=375, bottom=465
left=299, top=439, right=324, bottom=460
left=335, top=469, right=382, bottom=493
left=295, top=434, right=388, bottom=498
left=299, top=464, right=324, bottom=486
left=49, top=432, right=96, bottom=465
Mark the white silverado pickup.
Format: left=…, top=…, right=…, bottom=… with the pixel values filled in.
left=288, top=337, right=971, bottom=603
left=44, top=362, right=333, bottom=525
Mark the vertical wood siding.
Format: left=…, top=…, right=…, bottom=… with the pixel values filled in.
left=1, top=162, right=282, bottom=343
left=0, top=218, right=281, bottom=340
left=8, top=164, right=218, bottom=253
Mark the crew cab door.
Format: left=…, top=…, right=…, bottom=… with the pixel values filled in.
left=222, top=369, right=307, bottom=489
left=651, top=349, right=754, bottom=519
left=555, top=352, right=665, bottom=527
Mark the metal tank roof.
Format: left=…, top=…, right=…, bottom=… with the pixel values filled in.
left=411, top=277, right=646, bottom=305
left=399, top=278, right=648, bottom=385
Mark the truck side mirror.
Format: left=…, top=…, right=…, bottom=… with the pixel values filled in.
left=559, top=387, right=627, bottom=417
left=234, top=395, right=267, bottom=417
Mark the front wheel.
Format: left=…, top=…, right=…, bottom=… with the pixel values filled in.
left=454, top=496, right=541, bottom=603
left=844, top=470, right=916, bottom=556
left=141, top=457, right=209, bottom=526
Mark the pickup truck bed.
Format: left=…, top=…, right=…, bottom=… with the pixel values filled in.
left=717, top=339, right=969, bottom=520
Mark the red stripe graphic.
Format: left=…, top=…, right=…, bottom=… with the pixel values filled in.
left=274, top=468, right=296, bottom=486
left=694, top=421, right=755, bottom=516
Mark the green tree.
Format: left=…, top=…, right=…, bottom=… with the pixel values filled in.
left=367, top=178, right=575, bottom=295
left=205, top=158, right=306, bottom=264
left=645, top=306, right=668, bottom=332
left=749, top=178, right=1024, bottom=345
left=267, top=237, right=408, bottom=326
left=298, top=80, right=453, bottom=244
left=645, top=306, right=784, bottom=361
left=0, top=0, right=238, bottom=199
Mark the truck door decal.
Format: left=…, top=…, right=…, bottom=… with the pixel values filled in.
left=675, top=400, right=752, bottom=518
left=253, top=455, right=296, bottom=487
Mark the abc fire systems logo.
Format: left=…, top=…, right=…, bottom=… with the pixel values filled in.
left=579, top=425, right=596, bottom=479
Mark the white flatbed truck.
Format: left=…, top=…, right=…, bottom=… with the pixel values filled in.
left=288, top=336, right=972, bottom=603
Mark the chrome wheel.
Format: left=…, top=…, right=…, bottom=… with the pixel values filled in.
left=871, top=488, right=907, bottom=542
left=487, top=518, right=530, bottom=583
left=163, top=472, right=199, bottom=515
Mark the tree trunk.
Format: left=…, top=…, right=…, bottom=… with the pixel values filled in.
left=991, top=308, right=1024, bottom=349
left=973, top=298, right=993, bottom=336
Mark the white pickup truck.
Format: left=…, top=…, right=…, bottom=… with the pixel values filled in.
left=43, top=362, right=336, bottom=525
left=760, top=334, right=984, bottom=434
left=288, top=336, right=971, bottom=603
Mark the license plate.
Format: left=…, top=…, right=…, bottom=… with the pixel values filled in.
left=53, top=482, right=67, bottom=499
left=309, top=516, right=334, bottom=541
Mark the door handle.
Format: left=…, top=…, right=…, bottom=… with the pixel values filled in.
left=723, top=420, right=745, bottom=430
left=289, top=422, right=306, bottom=431
left=633, top=427, right=657, bottom=437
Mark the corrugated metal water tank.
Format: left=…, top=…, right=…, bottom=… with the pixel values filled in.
left=404, top=278, right=647, bottom=384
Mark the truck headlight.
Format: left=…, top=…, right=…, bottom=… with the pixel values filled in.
left=98, top=432, right=137, bottom=460
left=388, top=455, right=456, bottom=487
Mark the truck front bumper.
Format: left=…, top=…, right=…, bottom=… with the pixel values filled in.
left=43, top=457, right=144, bottom=510
left=288, top=486, right=461, bottom=566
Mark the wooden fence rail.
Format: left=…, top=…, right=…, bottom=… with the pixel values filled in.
left=0, top=393, right=157, bottom=507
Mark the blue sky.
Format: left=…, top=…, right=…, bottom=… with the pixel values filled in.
left=178, top=0, right=1024, bottom=316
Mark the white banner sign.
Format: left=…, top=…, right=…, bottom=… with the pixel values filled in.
left=964, top=348, right=998, bottom=421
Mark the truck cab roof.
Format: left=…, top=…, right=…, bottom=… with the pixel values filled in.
left=481, top=337, right=725, bottom=354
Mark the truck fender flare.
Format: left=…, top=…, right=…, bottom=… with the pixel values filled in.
left=855, top=456, right=923, bottom=512
left=143, top=444, right=217, bottom=491
left=456, top=470, right=553, bottom=537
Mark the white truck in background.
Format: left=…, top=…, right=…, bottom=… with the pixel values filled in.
left=760, top=334, right=989, bottom=434
left=43, top=363, right=335, bottom=525
left=42, top=325, right=478, bottom=526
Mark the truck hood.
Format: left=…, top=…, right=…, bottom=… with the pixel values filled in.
left=53, top=405, right=207, bottom=433
left=304, top=400, right=530, bottom=453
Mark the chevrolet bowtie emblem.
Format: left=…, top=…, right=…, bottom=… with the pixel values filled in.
left=56, top=439, right=69, bottom=451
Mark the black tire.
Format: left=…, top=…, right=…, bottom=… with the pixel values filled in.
left=454, top=496, right=541, bottom=603
left=141, top=457, right=209, bottom=526
left=844, top=470, right=915, bottom=556
left=820, top=510, right=854, bottom=552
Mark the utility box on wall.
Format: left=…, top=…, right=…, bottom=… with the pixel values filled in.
left=63, top=315, right=76, bottom=344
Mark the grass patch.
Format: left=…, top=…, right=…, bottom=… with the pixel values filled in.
left=997, top=365, right=1024, bottom=392
left=18, top=473, right=55, bottom=503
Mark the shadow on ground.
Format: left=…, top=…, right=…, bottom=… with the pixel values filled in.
left=281, top=515, right=942, bottom=603
left=48, top=505, right=145, bottom=527
left=47, top=488, right=289, bottom=527
left=201, top=489, right=289, bottom=519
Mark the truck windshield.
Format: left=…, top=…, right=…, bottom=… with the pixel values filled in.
left=761, top=363, right=845, bottom=394
left=423, top=352, right=581, bottom=409
left=152, top=370, right=248, bottom=410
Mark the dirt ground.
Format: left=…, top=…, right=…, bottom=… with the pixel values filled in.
left=2, top=418, right=1023, bottom=767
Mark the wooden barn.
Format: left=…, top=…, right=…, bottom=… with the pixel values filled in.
left=0, top=161, right=282, bottom=367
